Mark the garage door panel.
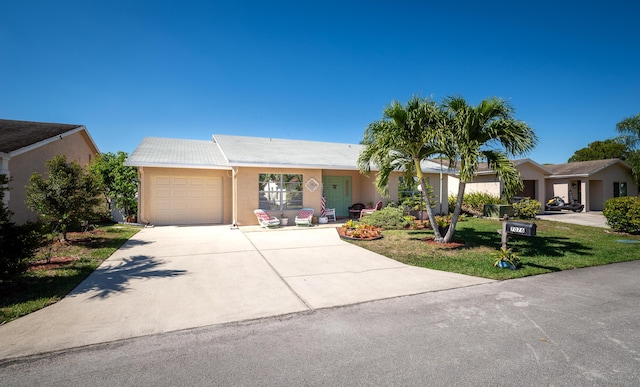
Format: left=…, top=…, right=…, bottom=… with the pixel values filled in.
left=150, top=175, right=223, bottom=225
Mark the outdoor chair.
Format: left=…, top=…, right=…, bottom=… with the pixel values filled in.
left=360, top=200, right=383, bottom=218
left=295, top=208, right=314, bottom=226
left=254, top=209, right=280, bottom=228
left=348, top=203, right=366, bottom=219
left=324, top=208, right=336, bottom=222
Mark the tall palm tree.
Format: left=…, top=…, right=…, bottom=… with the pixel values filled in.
left=616, top=113, right=640, bottom=184
left=442, top=96, right=537, bottom=243
left=358, top=96, right=448, bottom=239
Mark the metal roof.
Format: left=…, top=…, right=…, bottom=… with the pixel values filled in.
left=124, top=137, right=229, bottom=169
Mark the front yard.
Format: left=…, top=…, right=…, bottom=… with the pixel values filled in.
left=349, top=217, right=640, bottom=280
left=0, top=224, right=141, bottom=324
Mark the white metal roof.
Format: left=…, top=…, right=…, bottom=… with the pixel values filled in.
left=125, top=134, right=449, bottom=174
left=124, top=137, right=230, bottom=169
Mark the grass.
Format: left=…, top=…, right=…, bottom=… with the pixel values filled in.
left=0, top=224, right=141, bottom=324
left=349, top=217, right=640, bottom=280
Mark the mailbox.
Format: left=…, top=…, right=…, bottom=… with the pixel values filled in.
left=505, top=221, right=536, bottom=237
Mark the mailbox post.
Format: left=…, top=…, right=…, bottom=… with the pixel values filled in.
left=501, top=218, right=537, bottom=249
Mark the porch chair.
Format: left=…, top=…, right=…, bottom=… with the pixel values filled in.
left=324, top=208, right=336, bottom=222
left=360, top=200, right=383, bottom=218
left=295, top=208, right=314, bottom=226
left=348, top=203, right=366, bottom=220
left=254, top=209, right=280, bottom=228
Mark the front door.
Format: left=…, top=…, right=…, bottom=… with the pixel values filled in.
left=322, top=176, right=352, bottom=217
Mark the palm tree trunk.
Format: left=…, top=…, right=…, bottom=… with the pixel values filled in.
left=443, top=180, right=466, bottom=243
left=414, top=158, right=442, bottom=241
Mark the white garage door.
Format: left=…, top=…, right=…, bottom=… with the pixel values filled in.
left=151, top=175, right=223, bottom=225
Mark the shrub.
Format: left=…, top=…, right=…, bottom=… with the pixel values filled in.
left=359, top=206, right=410, bottom=229
left=0, top=175, right=43, bottom=282
left=449, top=192, right=506, bottom=216
left=512, top=198, right=542, bottom=219
left=603, top=196, right=640, bottom=234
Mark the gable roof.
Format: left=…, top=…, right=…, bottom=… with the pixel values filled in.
left=124, top=137, right=229, bottom=169
left=125, top=134, right=447, bottom=173
left=0, top=119, right=94, bottom=155
left=545, top=159, right=630, bottom=178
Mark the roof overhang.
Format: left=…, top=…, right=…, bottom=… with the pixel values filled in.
left=8, top=126, right=99, bottom=157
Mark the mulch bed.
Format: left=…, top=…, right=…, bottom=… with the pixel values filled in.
left=422, top=237, right=465, bottom=249
left=28, top=256, right=79, bottom=271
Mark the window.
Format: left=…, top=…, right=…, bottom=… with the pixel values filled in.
left=613, top=182, right=627, bottom=198
left=258, top=174, right=303, bottom=210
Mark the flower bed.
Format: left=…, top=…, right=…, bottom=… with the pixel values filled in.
left=338, top=220, right=383, bottom=241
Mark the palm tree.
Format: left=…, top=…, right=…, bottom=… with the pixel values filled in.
left=358, top=96, right=448, bottom=239
left=616, top=113, right=640, bottom=185
left=442, top=96, right=537, bottom=243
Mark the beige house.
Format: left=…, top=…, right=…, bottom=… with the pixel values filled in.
left=0, top=119, right=100, bottom=224
left=446, top=157, right=637, bottom=212
left=545, top=159, right=638, bottom=211
left=125, top=135, right=449, bottom=226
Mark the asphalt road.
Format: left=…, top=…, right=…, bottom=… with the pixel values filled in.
left=2, top=261, right=639, bottom=386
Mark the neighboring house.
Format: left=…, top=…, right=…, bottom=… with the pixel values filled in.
left=0, top=119, right=100, bottom=224
left=125, top=135, right=449, bottom=226
left=446, top=157, right=638, bottom=212
left=545, top=159, right=638, bottom=211
left=447, top=159, right=550, bottom=206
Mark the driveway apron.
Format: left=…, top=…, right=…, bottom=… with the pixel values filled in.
left=0, top=225, right=493, bottom=360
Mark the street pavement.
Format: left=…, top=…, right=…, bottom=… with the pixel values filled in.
left=2, top=260, right=639, bottom=386
left=0, top=224, right=493, bottom=360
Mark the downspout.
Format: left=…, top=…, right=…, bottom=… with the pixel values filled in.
left=231, top=166, right=239, bottom=229
left=138, top=168, right=151, bottom=226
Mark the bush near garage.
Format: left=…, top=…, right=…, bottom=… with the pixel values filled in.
left=448, top=192, right=506, bottom=216
left=512, top=198, right=542, bottom=219
left=603, top=196, right=640, bottom=234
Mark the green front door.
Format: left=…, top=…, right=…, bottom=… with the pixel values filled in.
left=322, top=176, right=352, bottom=217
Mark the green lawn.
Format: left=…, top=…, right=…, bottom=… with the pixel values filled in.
left=0, top=224, right=141, bottom=324
left=349, top=217, right=640, bottom=280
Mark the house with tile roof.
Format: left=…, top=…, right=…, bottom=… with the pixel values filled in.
left=0, top=119, right=100, bottom=223
left=125, top=135, right=450, bottom=226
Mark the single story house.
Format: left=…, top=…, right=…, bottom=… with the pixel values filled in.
left=446, top=157, right=637, bottom=212
left=125, top=135, right=450, bottom=226
left=446, top=158, right=550, bottom=205
left=0, top=119, right=100, bottom=224
left=544, top=159, right=638, bottom=211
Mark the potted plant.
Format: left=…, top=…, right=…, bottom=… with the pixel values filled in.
left=280, top=213, right=289, bottom=226
left=493, top=247, right=521, bottom=270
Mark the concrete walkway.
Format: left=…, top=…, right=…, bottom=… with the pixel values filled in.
left=0, top=225, right=493, bottom=360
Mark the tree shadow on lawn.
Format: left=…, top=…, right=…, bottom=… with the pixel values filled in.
left=453, top=226, right=593, bottom=258
left=71, top=255, right=187, bottom=299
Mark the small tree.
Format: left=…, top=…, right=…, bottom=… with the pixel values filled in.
left=25, top=155, right=102, bottom=241
left=89, top=151, right=138, bottom=221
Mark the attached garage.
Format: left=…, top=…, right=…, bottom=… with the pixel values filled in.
left=151, top=174, right=223, bottom=225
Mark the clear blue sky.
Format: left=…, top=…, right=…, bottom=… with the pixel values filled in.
left=2, top=1, right=639, bottom=164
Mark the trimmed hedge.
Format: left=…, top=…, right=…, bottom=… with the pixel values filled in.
left=603, top=196, right=640, bottom=234
left=358, top=206, right=410, bottom=229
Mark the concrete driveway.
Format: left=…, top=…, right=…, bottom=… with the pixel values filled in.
left=0, top=225, right=493, bottom=360
left=536, top=211, right=609, bottom=228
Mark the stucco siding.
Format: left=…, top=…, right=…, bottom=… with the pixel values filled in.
left=8, top=130, right=98, bottom=224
